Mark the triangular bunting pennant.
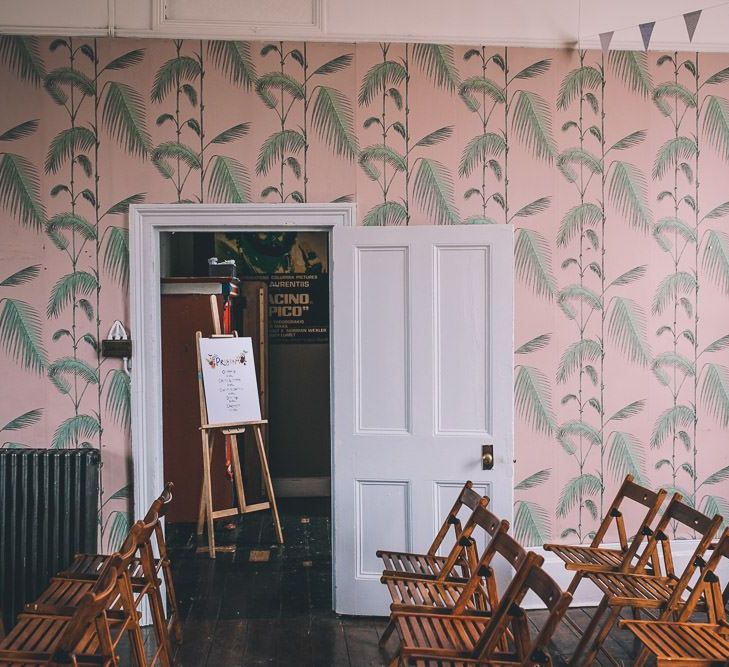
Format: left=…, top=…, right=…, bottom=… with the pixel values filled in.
left=684, top=10, right=701, bottom=42
left=599, top=31, right=614, bottom=53
left=639, top=21, right=656, bottom=51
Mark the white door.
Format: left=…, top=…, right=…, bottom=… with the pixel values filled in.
left=332, top=225, right=514, bottom=615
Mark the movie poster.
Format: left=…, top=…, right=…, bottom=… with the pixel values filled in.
left=215, top=232, right=329, bottom=344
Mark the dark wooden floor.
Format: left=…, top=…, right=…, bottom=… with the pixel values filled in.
left=158, top=498, right=640, bottom=666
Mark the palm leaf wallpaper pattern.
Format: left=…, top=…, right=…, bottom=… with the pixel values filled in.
left=2, top=37, right=729, bottom=549
left=554, top=50, right=653, bottom=542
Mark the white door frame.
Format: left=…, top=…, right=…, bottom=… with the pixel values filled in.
left=128, top=203, right=353, bottom=566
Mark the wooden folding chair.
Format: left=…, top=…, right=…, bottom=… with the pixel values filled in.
left=544, top=475, right=667, bottom=595
left=388, top=551, right=572, bottom=666
left=619, top=526, right=729, bottom=666
left=0, top=554, right=124, bottom=666
left=570, top=494, right=723, bottom=666
left=25, top=521, right=159, bottom=666
left=62, top=483, right=183, bottom=644
left=378, top=481, right=486, bottom=579
left=379, top=511, right=511, bottom=651
left=381, top=506, right=513, bottom=613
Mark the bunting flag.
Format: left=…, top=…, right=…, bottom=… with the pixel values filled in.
left=684, top=10, right=702, bottom=42
left=599, top=31, right=614, bottom=53
left=639, top=21, right=656, bottom=51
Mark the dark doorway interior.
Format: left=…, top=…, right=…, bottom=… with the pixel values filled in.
left=159, top=230, right=331, bottom=530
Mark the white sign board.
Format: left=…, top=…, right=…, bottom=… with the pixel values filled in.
left=198, top=336, right=261, bottom=426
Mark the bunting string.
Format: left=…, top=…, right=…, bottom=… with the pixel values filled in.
left=578, top=0, right=729, bottom=52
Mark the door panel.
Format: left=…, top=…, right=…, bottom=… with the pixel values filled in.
left=333, top=225, right=514, bottom=615
left=435, top=245, right=490, bottom=434
left=356, top=480, right=410, bottom=577
left=355, top=247, right=410, bottom=433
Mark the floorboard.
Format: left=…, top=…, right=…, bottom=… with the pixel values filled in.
left=162, top=498, right=641, bottom=665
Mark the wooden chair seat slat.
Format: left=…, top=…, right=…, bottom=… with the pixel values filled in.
left=62, top=484, right=182, bottom=653
left=395, top=613, right=491, bottom=655
left=547, top=544, right=624, bottom=568
left=545, top=476, right=668, bottom=602
left=617, top=528, right=729, bottom=666
left=388, top=552, right=572, bottom=666
left=379, top=552, right=470, bottom=578
left=0, top=555, right=123, bottom=667
left=64, top=554, right=147, bottom=580
left=6, top=614, right=103, bottom=655
left=30, top=576, right=150, bottom=620
left=379, top=483, right=487, bottom=583
left=0, top=484, right=181, bottom=667
left=571, top=495, right=723, bottom=666
left=622, top=620, right=729, bottom=659
left=588, top=572, right=679, bottom=606
left=382, top=505, right=506, bottom=624
left=385, top=579, right=481, bottom=611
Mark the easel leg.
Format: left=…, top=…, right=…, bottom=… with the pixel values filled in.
left=253, top=424, right=284, bottom=544
left=197, top=430, right=215, bottom=534
left=200, top=431, right=217, bottom=558
left=196, top=462, right=206, bottom=538
left=229, top=433, right=247, bottom=513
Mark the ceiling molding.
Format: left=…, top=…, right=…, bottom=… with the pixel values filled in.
left=3, top=25, right=720, bottom=53
left=0, top=24, right=110, bottom=37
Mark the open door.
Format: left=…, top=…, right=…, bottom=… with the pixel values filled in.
left=332, top=225, right=514, bottom=615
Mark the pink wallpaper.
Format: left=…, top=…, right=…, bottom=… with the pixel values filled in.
left=1, top=36, right=728, bottom=549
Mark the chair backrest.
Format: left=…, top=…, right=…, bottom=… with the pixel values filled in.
left=590, top=475, right=667, bottom=570
left=138, top=505, right=165, bottom=584
left=470, top=552, right=571, bottom=664
left=635, top=493, right=722, bottom=590
left=674, top=527, right=729, bottom=625
left=51, top=554, right=124, bottom=664
left=144, top=482, right=174, bottom=563
left=427, top=481, right=485, bottom=556
left=118, top=520, right=146, bottom=564
left=452, top=518, right=523, bottom=614
left=144, top=482, right=174, bottom=523
left=516, top=560, right=573, bottom=666
left=435, top=499, right=497, bottom=581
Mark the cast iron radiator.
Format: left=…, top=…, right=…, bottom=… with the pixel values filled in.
left=0, top=449, right=100, bottom=629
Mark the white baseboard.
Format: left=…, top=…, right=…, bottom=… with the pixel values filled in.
left=273, top=476, right=330, bottom=497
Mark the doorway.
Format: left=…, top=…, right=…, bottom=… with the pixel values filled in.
left=129, top=203, right=352, bottom=614
left=158, top=228, right=331, bottom=530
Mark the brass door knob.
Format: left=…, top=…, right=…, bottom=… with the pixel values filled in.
left=481, top=444, right=494, bottom=470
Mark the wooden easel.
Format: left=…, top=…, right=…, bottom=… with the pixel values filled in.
left=195, top=297, right=283, bottom=557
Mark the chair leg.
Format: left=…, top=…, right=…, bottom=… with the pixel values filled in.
left=148, top=587, right=174, bottom=667
left=128, top=618, right=149, bottom=667
left=630, top=605, right=642, bottom=656
left=569, top=596, right=608, bottom=666
left=95, top=614, right=120, bottom=667
left=566, top=571, right=583, bottom=596
left=119, top=574, right=148, bottom=667
left=379, top=619, right=396, bottom=647
left=633, top=645, right=653, bottom=667
left=511, top=612, right=531, bottom=661
left=579, top=605, right=622, bottom=667
left=161, top=560, right=183, bottom=643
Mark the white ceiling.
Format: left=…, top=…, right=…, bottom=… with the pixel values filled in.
left=2, top=0, right=729, bottom=51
